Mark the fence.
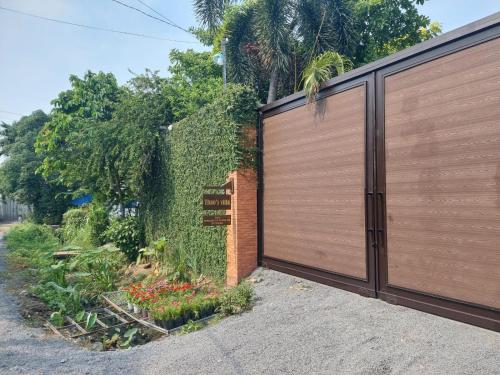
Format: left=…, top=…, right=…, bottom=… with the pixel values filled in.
left=0, top=197, right=29, bottom=222
left=258, top=13, right=500, bottom=331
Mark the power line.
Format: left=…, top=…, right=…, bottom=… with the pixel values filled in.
left=135, top=0, right=187, bottom=32
left=0, top=5, right=200, bottom=44
left=0, top=110, right=23, bottom=116
left=110, top=0, right=190, bottom=33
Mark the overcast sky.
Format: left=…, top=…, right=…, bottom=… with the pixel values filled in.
left=0, top=0, right=499, bottom=124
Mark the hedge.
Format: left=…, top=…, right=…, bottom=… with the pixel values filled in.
left=143, top=84, right=259, bottom=279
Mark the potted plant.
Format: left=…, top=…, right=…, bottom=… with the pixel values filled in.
left=133, top=304, right=142, bottom=314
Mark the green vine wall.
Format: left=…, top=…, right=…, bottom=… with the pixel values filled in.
left=143, top=84, right=258, bottom=279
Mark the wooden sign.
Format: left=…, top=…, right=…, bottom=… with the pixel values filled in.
left=203, top=215, right=231, bottom=226
left=203, top=194, right=231, bottom=210
left=203, top=180, right=233, bottom=194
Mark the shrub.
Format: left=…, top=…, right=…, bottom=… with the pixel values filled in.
left=69, top=245, right=127, bottom=299
left=104, top=216, right=143, bottom=261
left=36, top=282, right=82, bottom=315
left=217, top=281, right=254, bottom=316
left=164, top=241, right=191, bottom=282
left=87, top=203, right=109, bottom=245
left=62, top=208, right=88, bottom=244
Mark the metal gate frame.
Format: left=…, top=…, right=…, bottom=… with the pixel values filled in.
left=258, top=75, right=378, bottom=298
left=374, top=17, right=500, bottom=332
left=258, top=12, right=500, bottom=332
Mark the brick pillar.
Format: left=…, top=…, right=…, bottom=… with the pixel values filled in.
left=226, top=168, right=257, bottom=286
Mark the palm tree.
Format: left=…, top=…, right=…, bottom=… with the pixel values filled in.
left=193, top=0, right=355, bottom=103
left=254, top=0, right=292, bottom=103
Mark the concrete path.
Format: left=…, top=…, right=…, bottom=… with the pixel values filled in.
left=0, top=228, right=499, bottom=374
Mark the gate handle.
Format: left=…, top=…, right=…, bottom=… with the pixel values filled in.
left=376, top=192, right=385, bottom=251
left=376, top=192, right=385, bottom=231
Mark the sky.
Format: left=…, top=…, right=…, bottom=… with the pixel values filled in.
left=0, top=0, right=500, bottom=124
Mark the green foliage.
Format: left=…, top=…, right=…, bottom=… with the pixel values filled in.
left=215, top=0, right=292, bottom=102
left=61, top=204, right=109, bottom=247
left=104, top=216, right=143, bottom=261
left=120, top=327, right=138, bottom=348
left=217, top=281, right=254, bottom=316
left=193, top=0, right=235, bottom=30
left=103, top=326, right=139, bottom=350
left=163, top=241, right=191, bottom=282
left=69, top=245, right=126, bottom=298
left=62, top=208, right=89, bottom=244
left=5, top=223, right=126, bottom=316
left=180, top=320, right=203, bottom=334
left=85, top=312, right=97, bottom=330
left=5, top=224, right=75, bottom=314
left=75, top=310, right=86, bottom=322
left=166, top=49, right=223, bottom=122
left=35, top=71, right=121, bottom=198
left=34, top=51, right=223, bottom=210
left=302, top=51, right=348, bottom=101
left=295, top=0, right=356, bottom=56
left=353, top=0, right=440, bottom=64
left=137, top=237, right=168, bottom=266
left=25, top=50, right=222, bottom=233
left=87, top=203, right=109, bottom=246
left=5, top=223, right=59, bottom=253
left=195, top=0, right=440, bottom=103
left=49, top=311, right=64, bottom=327
left=99, top=71, right=170, bottom=205
left=40, top=282, right=82, bottom=314
left=0, top=111, right=69, bottom=224
left=143, top=84, right=258, bottom=279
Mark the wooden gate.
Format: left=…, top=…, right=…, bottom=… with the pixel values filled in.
left=375, top=28, right=500, bottom=331
left=260, top=76, right=377, bottom=296
left=259, top=13, right=500, bottom=331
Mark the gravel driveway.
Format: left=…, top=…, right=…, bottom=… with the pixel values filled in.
left=0, top=229, right=499, bottom=375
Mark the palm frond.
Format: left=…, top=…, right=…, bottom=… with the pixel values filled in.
left=224, top=3, right=257, bottom=83
left=326, top=0, right=356, bottom=55
left=193, top=0, right=237, bottom=30
left=294, top=0, right=337, bottom=54
left=254, top=0, right=292, bottom=73
left=302, top=51, right=346, bottom=102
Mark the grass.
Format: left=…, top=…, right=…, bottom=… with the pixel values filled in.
left=5, top=222, right=127, bottom=316
left=5, top=223, right=59, bottom=253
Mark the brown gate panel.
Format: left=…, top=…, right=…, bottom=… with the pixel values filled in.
left=383, top=38, right=500, bottom=309
left=262, top=85, right=367, bottom=279
left=259, top=14, right=500, bottom=330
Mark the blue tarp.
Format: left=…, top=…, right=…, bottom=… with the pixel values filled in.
left=70, top=194, right=93, bottom=206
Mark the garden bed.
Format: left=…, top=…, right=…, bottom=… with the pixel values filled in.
left=3, top=223, right=254, bottom=351
left=102, top=291, right=218, bottom=334
left=109, top=279, right=222, bottom=333
left=43, top=305, right=166, bottom=350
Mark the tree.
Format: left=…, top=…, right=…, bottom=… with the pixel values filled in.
left=35, top=71, right=122, bottom=202
left=353, top=0, right=440, bottom=64
left=193, top=0, right=441, bottom=103
left=0, top=111, right=69, bottom=223
left=34, top=50, right=223, bottom=207
left=207, top=0, right=293, bottom=103
left=165, top=49, right=223, bottom=122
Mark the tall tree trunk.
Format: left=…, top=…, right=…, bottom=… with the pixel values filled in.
left=267, top=68, right=279, bottom=104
